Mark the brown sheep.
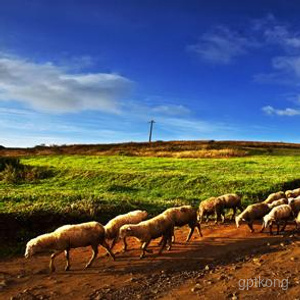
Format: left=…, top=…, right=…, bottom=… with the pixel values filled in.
left=104, top=210, right=148, bottom=251
left=119, top=213, right=174, bottom=259
left=25, top=222, right=115, bottom=272
left=262, top=204, right=293, bottom=235
left=285, top=188, right=300, bottom=198
left=263, top=191, right=286, bottom=204
left=198, top=197, right=224, bottom=223
left=235, top=203, right=271, bottom=232
left=267, top=198, right=288, bottom=209
left=162, top=205, right=202, bottom=242
left=216, top=193, right=243, bottom=221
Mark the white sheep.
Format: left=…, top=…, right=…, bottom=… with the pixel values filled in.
left=262, top=204, right=293, bottom=235
left=267, top=198, right=288, bottom=209
left=235, top=202, right=270, bottom=232
left=119, top=213, right=174, bottom=259
left=285, top=188, right=300, bottom=198
left=162, top=205, right=202, bottom=243
left=288, top=197, right=300, bottom=215
left=216, top=193, right=243, bottom=221
left=295, top=211, right=300, bottom=230
left=263, top=191, right=286, bottom=204
left=25, top=221, right=115, bottom=272
left=104, top=210, right=148, bottom=251
left=198, top=197, right=223, bottom=223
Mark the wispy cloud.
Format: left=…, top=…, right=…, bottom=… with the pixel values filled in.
left=157, top=116, right=236, bottom=135
left=188, top=25, right=257, bottom=64
left=0, top=53, right=132, bottom=114
left=253, top=15, right=300, bottom=82
left=151, top=104, right=190, bottom=116
left=262, top=105, right=300, bottom=116
left=272, top=56, right=300, bottom=78
left=250, top=15, right=300, bottom=116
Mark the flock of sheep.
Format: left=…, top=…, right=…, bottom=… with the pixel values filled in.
left=25, top=188, right=300, bottom=272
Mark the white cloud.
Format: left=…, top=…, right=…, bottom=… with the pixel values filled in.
left=0, top=53, right=132, bottom=113
left=253, top=15, right=300, bottom=83
left=262, top=105, right=300, bottom=116
left=151, top=104, right=190, bottom=116
left=157, top=116, right=236, bottom=134
left=251, top=16, right=300, bottom=115
left=272, top=56, right=300, bottom=77
left=188, top=26, right=257, bottom=64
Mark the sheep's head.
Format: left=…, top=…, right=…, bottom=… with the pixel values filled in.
left=24, top=239, right=40, bottom=258
left=119, top=225, right=133, bottom=238
left=263, top=215, right=274, bottom=228
left=285, top=190, right=293, bottom=198
left=235, top=215, right=243, bottom=228
left=141, top=210, right=148, bottom=219
left=197, top=208, right=203, bottom=222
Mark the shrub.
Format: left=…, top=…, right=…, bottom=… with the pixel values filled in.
left=0, top=158, right=54, bottom=184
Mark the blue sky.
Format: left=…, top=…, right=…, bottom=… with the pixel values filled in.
left=1, top=0, right=300, bottom=147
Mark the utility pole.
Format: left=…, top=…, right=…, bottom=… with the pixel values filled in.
left=148, top=120, right=155, bottom=143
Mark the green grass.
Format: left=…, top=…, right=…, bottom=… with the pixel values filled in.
left=2, top=154, right=300, bottom=213
left=1, top=152, right=300, bottom=256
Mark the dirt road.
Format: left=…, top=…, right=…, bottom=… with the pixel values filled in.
left=1, top=223, right=299, bottom=299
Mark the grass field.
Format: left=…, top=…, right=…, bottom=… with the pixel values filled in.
left=1, top=141, right=300, bottom=255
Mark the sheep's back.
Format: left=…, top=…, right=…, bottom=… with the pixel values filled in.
left=164, top=206, right=196, bottom=226
left=268, top=198, right=288, bottom=209
left=272, top=204, right=292, bottom=219
left=105, top=210, right=147, bottom=239
left=217, top=194, right=241, bottom=208
left=264, top=191, right=286, bottom=204
left=247, top=203, right=270, bottom=219
left=199, top=197, right=217, bottom=212
left=139, top=214, right=174, bottom=239
left=56, top=222, right=105, bottom=248
left=286, top=188, right=300, bottom=198
left=289, top=198, right=300, bottom=214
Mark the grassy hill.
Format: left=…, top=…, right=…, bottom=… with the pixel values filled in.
left=1, top=140, right=300, bottom=255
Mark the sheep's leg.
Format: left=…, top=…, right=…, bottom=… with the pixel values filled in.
left=259, top=223, right=265, bottom=233
left=85, top=245, right=98, bottom=269
left=172, top=233, right=176, bottom=243
left=196, top=223, right=203, bottom=237
left=110, top=237, right=118, bottom=251
left=122, top=237, right=128, bottom=252
left=269, top=224, right=273, bottom=235
left=158, top=237, right=164, bottom=246
left=247, top=222, right=254, bottom=233
left=231, top=207, right=237, bottom=220
left=280, top=220, right=287, bottom=233
left=140, top=241, right=152, bottom=253
left=167, top=235, right=172, bottom=251
left=215, top=210, right=220, bottom=224
left=294, top=221, right=298, bottom=231
left=49, top=250, right=63, bottom=273
left=158, top=236, right=167, bottom=255
left=140, top=241, right=151, bottom=259
left=186, top=226, right=195, bottom=242
left=198, top=215, right=203, bottom=224
left=64, top=249, right=70, bottom=271
left=205, top=214, right=209, bottom=223
left=276, top=223, right=280, bottom=235
left=101, top=240, right=116, bottom=260
left=221, top=212, right=226, bottom=223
